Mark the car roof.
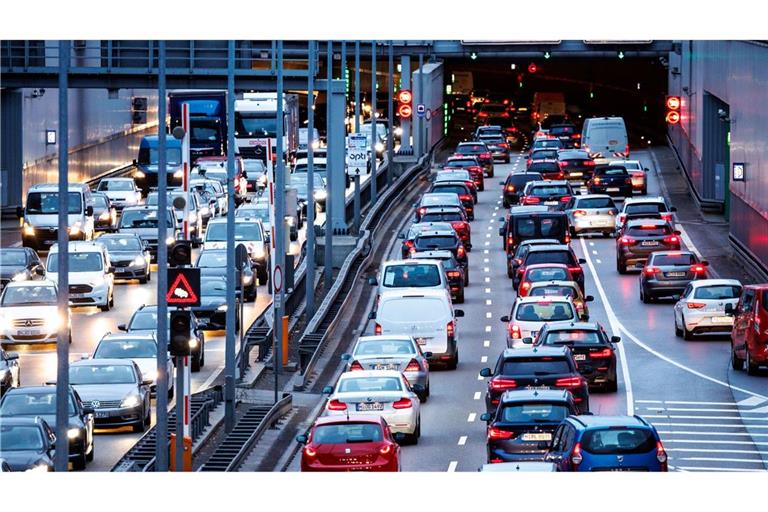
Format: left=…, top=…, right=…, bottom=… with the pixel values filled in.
left=541, top=320, right=601, bottom=332
left=4, top=385, right=65, bottom=395
left=509, top=205, right=550, bottom=214
left=49, top=241, right=106, bottom=253
left=432, top=181, right=469, bottom=187
left=524, top=263, right=569, bottom=270
left=337, top=369, right=403, bottom=379
left=623, top=196, right=666, bottom=205
left=415, top=229, right=456, bottom=237
left=71, top=358, right=135, bottom=367
left=312, top=414, right=384, bottom=426
left=0, top=416, right=49, bottom=427
left=411, top=251, right=453, bottom=260
left=2, top=279, right=57, bottom=289
left=529, top=180, right=569, bottom=186
left=625, top=218, right=667, bottom=227
left=574, top=194, right=612, bottom=201
left=500, top=389, right=572, bottom=403
left=527, top=244, right=570, bottom=252
left=688, top=279, right=742, bottom=288
left=356, top=334, right=413, bottom=344
left=568, top=415, right=652, bottom=429
left=501, top=345, right=569, bottom=358
left=383, top=259, right=440, bottom=267
left=515, top=295, right=574, bottom=305
left=518, top=238, right=561, bottom=246
left=422, top=206, right=462, bottom=213
left=649, top=250, right=695, bottom=257
left=28, top=183, right=89, bottom=192
left=100, top=332, right=156, bottom=342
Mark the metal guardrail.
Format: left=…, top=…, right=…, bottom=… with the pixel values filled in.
left=111, top=385, right=223, bottom=472
left=198, top=393, right=292, bottom=472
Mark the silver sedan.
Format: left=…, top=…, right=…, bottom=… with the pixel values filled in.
left=564, top=194, right=618, bottom=237
left=342, top=335, right=431, bottom=401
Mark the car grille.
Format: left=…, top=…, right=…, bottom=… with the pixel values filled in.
left=33, top=227, right=59, bottom=241
left=69, top=284, right=93, bottom=294
left=12, top=318, right=45, bottom=327
left=113, top=260, right=133, bottom=268
left=88, top=399, right=123, bottom=409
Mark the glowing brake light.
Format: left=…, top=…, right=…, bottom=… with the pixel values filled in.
left=489, top=377, right=517, bottom=391
left=555, top=376, right=584, bottom=389
left=506, top=185, right=516, bottom=192
left=560, top=195, right=572, bottom=202
left=571, top=442, right=583, bottom=466
left=487, top=427, right=515, bottom=440
left=327, top=399, right=347, bottom=411
left=304, top=446, right=317, bottom=458
left=375, top=323, right=382, bottom=335
left=619, top=236, right=635, bottom=246
left=446, top=270, right=462, bottom=279
left=663, top=235, right=680, bottom=244
left=447, top=321, right=455, bottom=339
left=349, top=360, right=365, bottom=371
left=656, top=441, right=668, bottom=465
left=687, top=302, right=706, bottom=309
left=379, top=443, right=393, bottom=456
left=691, top=264, right=706, bottom=274
left=404, top=359, right=421, bottom=372
left=661, top=212, right=674, bottom=221
left=573, top=210, right=587, bottom=217
left=589, top=348, right=613, bottom=359
left=480, top=152, right=491, bottom=159
left=523, top=196, right=541, bottom=205
left=457, top=245, right=466, bottom=258
left=592, top=177, right=601, bottom=185
left=519, top=281, right=532, bottom=296
left=644, top=266, right=660, bottom=276
left=459, top=194, right=472, bottom=201
left=392, top=398, right=413, bottom=409
left=559, top=161, right=569, bottom=168
left=509, top=324, right=521, bottom=339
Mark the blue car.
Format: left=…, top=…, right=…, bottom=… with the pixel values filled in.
left=545, top=415, right=668, bottom=472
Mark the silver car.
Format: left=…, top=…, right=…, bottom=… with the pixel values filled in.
left=673, top=279, right=743, bottom=340
left=342, top=335, right=431, bottom=401
left=92, top=333, right=174, bottom=398
left=564, top=194, right=618, bottom=237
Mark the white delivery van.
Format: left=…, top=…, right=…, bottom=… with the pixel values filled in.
left=46, top=241, right=115, bottom=311
left=18, top=183, right=95, bottom=251
left=581, top=117, right=629, bottom=164
left=372, top=288, right=464, bottom=370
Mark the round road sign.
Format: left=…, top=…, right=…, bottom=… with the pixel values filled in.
left=425, top=109, right=432, bottom=121
left=273, top=265, right=283, bottom=293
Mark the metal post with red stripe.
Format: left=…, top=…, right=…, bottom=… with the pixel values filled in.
left=181, top=103, right=190, bottom=241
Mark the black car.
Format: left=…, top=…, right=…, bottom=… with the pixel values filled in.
left=411, top=250, right=465, bottom=303
left=415, top=193, right=466, bottom=222
left=0, top=349, right=20, bottom=397
left=195, top=249, right=257, bottom=302
left=640, top=251, right=709, bottom=303
left=616, top=219, right=681, bottom=274
left=412, top=229, right=469, bottom=282
left=527, top=161, right=563, bottom=181
left=480, top=389, right=580, bottom=463
left=0, top=248, right=45, bottom=292
left=515, top=244, right=586, bottom=292
left=192, top=276, right=241, bottom=331
left=521, top=181, right=574, bottom=210
left=92, top=192, right=117, bottom=232
left=454, top=142, right=494, bottom=177
left=533, top=321, right=621, bottom=391
left=556, top=149, right=596, bottom=185
left=0, top=386, right=95, bottom=470
left=399, top=222, right=455, bottom=259
left=506, top=238, right=562, bottom=279
left=477, top=134, right=511, bottom=163
left=526, top=149, right=559, bottom=170
left=96, top=233, right=151, bottom=284
left=119, top=304, right=206, bottom=372
left=587, top=165, right=633, bottom=197
left=501, top=172, right=543, bottom=208
left=499, top=206, right=569, bottom=261
left=480, top=346, right=590, bottom=414
left=0, top=417, right=56, bottom=472
left=548, top=123, right=580, bottom=149
left=428, top=181, right=475, bottom=220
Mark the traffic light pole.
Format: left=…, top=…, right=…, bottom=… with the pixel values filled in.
left=224, top=39, right=237, bottom=433
left=274, top=40, right=286, bottom=398
left=175, top=351, right=184, bottom=471
left=400, top=55, right=412, bottom=153
left=305, top=40, right=316, bottom=320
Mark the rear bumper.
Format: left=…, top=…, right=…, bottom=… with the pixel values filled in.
left=643, top=279, right=691, bottom=297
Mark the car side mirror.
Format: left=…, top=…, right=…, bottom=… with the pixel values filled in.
left=479, top=368, right=492, bottom=378
left=322, top=385, right=334, bottom=395
left=498, top=227, right=505, bottom=236
left=367, top=276, right=378, bottom=285
left=6, top=352, right=19, bottom=361
left=16, top=206, right=24, bottom=218
left=86, top=206, right=94, bottom=217
left=480, top=413, right=492, bottom=422
left=674, top=230, right=682, bottom=236
left=499, top=181, right=505, bottom=186
left=454, top=309, right=465, bottom=318
left=296, top=434, right=308, bottom=444
left=643, top=167, right=649, bottom=172
left=670, top=206, right=677, bottom=212
left=611, top=336, right=621, bottom=344
left=498, top=217, right=504, bottom=222
left=117, top=323, right=127, bottom=331
left=724, top=303, right=735, bottom=316
left=578, top=258, right=586, bottom=264
left=411, top=383, right=425, bottom=394
left=522, top=337, right=533, bottom=344
left=368, top=311, right=376, bottom=320
left=142, top=379, right=153, bottom=386
left=585, top=295, right=594, bottom=302
left=500, top=315, right=510, bottom=323
left=423, top=351, right=433, bottom=358
left=35, top=266, right=45, bottom=276
left=82, top=406, right=94, bottom=415
left=341, top=353, right=351, bottom=361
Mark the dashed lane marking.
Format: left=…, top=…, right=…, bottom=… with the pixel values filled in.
left=596, top=259, right=602, bottom=264
left=485, top=242, right=490, bottom=246
left=447, top=461, right=458, bottom=472
left=675, top=466, right=764, bottom=472
left=485, top=288, right=491, bottom=293
left=592, top=250, right=598, bottom=255
left=486, top=299, right=492, bottom=305
left=477, top=374, right=485, bottom=380
left=481, top=356, right=488, bottom=363
left=474, top=392, right=482, bottom=400
left=483, top=250, right=489, bottom=254
left=484, top=258, right=489, bottom=263
left=458, top=436, right=468, bottom=446
left=483, top=340, right=490, bottom=347
left=484, top=277, right=490, bottom=283
left=484, top=267, right=490, bottom=272
left=486, top=233, right=491, bottom=238
left=486, top=312, right=492, bottom=319
left=467, top=413, right=477, bottom=423
left=485, top=326, right=491, bottom=332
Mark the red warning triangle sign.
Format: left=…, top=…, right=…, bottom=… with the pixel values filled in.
left=166, top=272, right=199, bottom=305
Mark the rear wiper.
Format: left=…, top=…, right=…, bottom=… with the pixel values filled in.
left=533, top=371, right=556, bottom=376
left=346, top=438, right=375, bottom=444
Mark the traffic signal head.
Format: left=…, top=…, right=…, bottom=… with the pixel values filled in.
left=397, top=89, right=412, bottom=119
left=169, top=240, right=192, bottom=267
left=666, top=95, right=682, bottom=124
left=666, top=96, right=681, bottom=110
left=169, top=310, right=192, bottom=357
left=666, top=111, right=681, bottom=124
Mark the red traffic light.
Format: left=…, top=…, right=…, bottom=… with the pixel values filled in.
left=666, top=96, right=681, bottom=110
left=397, top=89, right=412, bottom=104
left=398, top=104, right=413, bottom=119
left=666, top=111, right=681, bottom=124
left=528, top=63, right=537, bottom=74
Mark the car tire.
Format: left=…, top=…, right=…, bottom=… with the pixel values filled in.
left=640, top=287, right=649, bottom=304
left=605, top=378, right=618, bottom=393
left=138, top=274, right=148, bottom=284
left=731, top=346, right=745, bottom=370
left=132, top=415, right=146, bottom=434
left=109, top=292, right=115, bottom=308
left=507, top=262, right=515, bottom=279
left=642, top=187, right=648, bottom=195
left=674, top=314, right=683, bottom=337
left=746, top=350, right=760, bottom=376
left=503, top=200, right=510, bottom=209
left=86, top=443, right=94, bottom=462
left=168, top=384, right=174, bottom=400
left=72, top=452, right=87, bottom=471
left=456, top=290, right=465, bottom=304
left=448, top=350, right=459, bottom=370
left=464, top=269, right=469, bottom=286
left=100, top=299, right=110, bottom=312
left=682, top=318, right=694, bottom=341
left=192, top=353, right=201, bottom=372
left=479, top=183, right=485, bottom=192
left=406, top=420, right=421, bottom=445
left=257, top=267, right=269, bottom=286
left=144, top=406, right=151, bottom=426
left=617, top=259, right=627, bottom=275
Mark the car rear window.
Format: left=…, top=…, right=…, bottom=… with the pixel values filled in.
left=378, top=297, right=449, bottom=322
left=415, top=236, right=457, bottom=250
left=513, top=217, right=566, bottom=238
left=421, top=194, right=459, bottom=207
left=421, top=212, right=463, bottom=222
left=528, top=162, right=558, bottom=174
left=457, top=144, right=485, bottom=154
left=626, top=224, right=671, bottom=237
left=581, top=428, right=657, bottom=455
left=433, top=185, right=468, bottom=195
left=500, top=403, right=570, bottom=423
left=354, top=339, right=415, bottom=356
left=693, top=285, right=742, bottom=300
left=577, top=197, right=615, bottom=209
left=337, top=377, right=402, bottom=393
left=625, top=203, right=666, bottom=214
left=527, top=267, right=569, bottom=282
left=542, top=330, right=602, bottom=345
left=651, top=253, right=696, bottom=266
left=549, top=125, right=576, bottom=135
left=508, top=173, right=543, bottom=187
left=383, top=264, right=441, bottom=288
left=525, top=251, right=575, bottom=266
left=530, top=185, right=570, bottom=196
left=515, top=301, right=575, bottom=322
left=529, top=285, right=576, bottom=299
left=438, top=171, right=471, bottom=181
left=312, top=422, right=383, bottom=444
left=531, top=150, right=558, bottom=160
left=596, top=167, right=628, bottom=176
left=501, top=357, right=572, bottom=375
left=445, top=159, right=477, bottom=168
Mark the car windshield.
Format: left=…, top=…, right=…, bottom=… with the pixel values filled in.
left=421, top=212, right=463, bottom=222
left=337, top=377, right=402, bottom=393
left=626, top=225, right=671, bottom=237
left=98, top=180, right=134, bottom=191
left=526, top=251, right=574, bottom=266
left=313, top=423, right=384, bottom=444
left=651, top=253, right=696, bottom=266
left=530, top=186, right=570, bottom=196
left=501, top=357, right=571, bottom=375
left=25, top=192, right=82, bottom=215
left=581, top=428, right=656, bottom=455
left=69, top=364, right=136, bottom=385
left=543, top=330, right=602, bottom=345
left=354, top=339, right=416, bottom=356
left=47, top=252, right=102, bottom=273
left=693, top=285, right=742, bottom=300
left=529, top=285, right=576, bottom=299
left=415, top=236, right=456, bottom=250
left=0, top=425, right=45, bottom=451
left=139, top=146, right=181, bottom=166
left=95, top=339, right=157, bottom=359
left=146, top=192, right=187, bottom=208
left=120, top=210, right=174, bottom=229
left=1, top=285, right=57, bottom=306
left=197, top=251, right=227, bottom=267
left=201, top=279, right=227, bottom=296
left=527, top=267, right=569, bottom=282
left=0, top=392, right=75, bottom=416
left=206, top=222, right=262, bottom=242
left=235, top=113, right=276, bottom=137
left=515, top=302, right=574, bottom=322
left=92, top=195, right=109, bottom=209
left=0, top=251, right=27, bottom=266
left=383, top=264, right=441, bottom=288
left=577, top=197, right=615, bottom=209
left=500, top=403, right=570, bottom=423
left=98, top=236, right=142, bottom=252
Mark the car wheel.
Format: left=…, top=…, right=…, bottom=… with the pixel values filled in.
left=144, top=405, right=151, bottom=426
left=448, top=350, right=459, bottom=370
left=464, top=269, right=469, bottom=286
left=479, top=183, right=485, bottom=191
left=674, top=314, right=683, bottom=337
left=507, top=262, right=515, bottom=279
left=503, top=200, right=510, bottom=208
left=109, top=291, right=115, bottom=308
left=168, top=384, right=174, bottom=400
left=257, top=267, right=269, bottom=286
left=72, top=452, right=87, bottom=471
left=68, top=329, right=73, bottom=345
left=425, top=381, right=430, bottom=398
left=147, top=270, right=151, bottom=282
left=731, top=346, right=745, bottom=370
left=138, top=274, right=148, bottom=284
left=191, top=352, right=201, bottom=372
left=605, top=378, right=618, bottom=393
left=642, top=187, right=648, bottom=195
left=746, top=350, right=760, bottom=376
left=131, top=416, right=146, bottom=434
left=682, top=317, right=694, bottom=341
left=100, top=300, right=110, bottom=312
left=86, top=443, right=94, bottom=462
left=617, top=259, right=627, bottom=275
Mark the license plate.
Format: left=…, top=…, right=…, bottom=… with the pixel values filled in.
left=607, top=187, right=620, bottom=192
left=373, top=364, right=398, bottom=371
left=70, top=293, right=86, bottom=298
left=544, top=201, right=558, bottom=206
left=525, top=385, right=551, bottom=390
left=570, top=172, right=583, bottom=177
left=641, top=241, right=659, bottom=246
left=95, top=411, right=110, bottom=419
left=574, top=354, right=587, bottom=361
left=713, top=316, right=733, bottom=324
left=115, top=268, right=128, bottom=273
left=667, top=271, right=686, bottom=277
left=357, top=402, right=384, bottom=412
left=415, top=337, right=427, bottom=345
left=18, top=329, right=41, bottom=336
left=522, top=433, right=552, bottom=441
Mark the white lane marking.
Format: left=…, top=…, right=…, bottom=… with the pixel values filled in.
left=474, top=392, right=482, bottom=400
left=487, top=226, right=493, bottom=231
left=485, top=326, right=491, bottom=332
left=458, top=436, right=468, bottom=446
left=663, top=439, right=768, bottom=446
left=483, top=340, right=490, bottom=347
left=589, top=242, right=595, bottom=247
left=486, top=299, right=492, bottom=306
left=643, top=414, right=768, bottom=421
left=678, top=457, right=767, bottom=464
left=654, top=423, right=768, bottom=429
left=739, top=397, right=767, bottom=407
left=639, top=400, right=737, bottom=406
left=496, top=200, right=501, bottom=205
left=486, top=233, right=491, bottom=238
left=447, top=461, right=458, bottom=472
left=649, top=407, right=767, bottom=414
left=477, top=374, right=485, bottom=380
left=485, top=288, right=491, bottom=293
left=484, top=278, right=490, bottom=283
left=675, top=466, right=764, bottom=472
left=578, top=237, right=634, bottom=415
left=668, top=448, right=768, bottom=455
left=658, top=431, right=768, bottom=438
left=481, top=356, right=488, bottom=363
left=596, top=259, right=602, bottom=264
left=484, top=267, right=490, bottom=272
left=485, top=312, right=492, bottom=319
left=494, top=207, right=500, bottom=211
left=467, top=413, right=477, bottom=423
left=592, top=250, right=598, bottom=255
left=485, top=241, right=490, bottom=246
left=484, top=258, right=490, bottom=263
left=636, top=400, right=663, bottom=403
left=675, top=224, right=702, bottom=260
left=200, top=365, right=225, bottom=390
left=484, top=250, right=489, bottom=254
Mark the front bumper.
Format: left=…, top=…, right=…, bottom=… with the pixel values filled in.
left=68, top=283, right=110, bottom=307
left=92, top=405, right=143, bottom=428
left=0, top=328, right=58, bottom=344
left=112, top=263, right=149, bottom=280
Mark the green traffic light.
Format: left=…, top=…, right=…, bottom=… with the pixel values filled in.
left=544, top=51, right=551, bottom=59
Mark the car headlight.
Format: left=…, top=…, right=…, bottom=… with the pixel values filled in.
left=242, top=274, right=252, bottom=285
left=69, top=223, right=81, bottom=236
left=375, top=142, right=384, bottom=152
left=23, top=223, right=35, bottom=236
left=188, top=338, right=199, bottom=349
left=313, top=190, right=327, bottom=200
left=286, top=215, right=296, bottom=227
left=133, top=170, right=146, bottom=179
left=173, top=170, right=183, bottom=179
left=67, top=428, right=81, bottom=439
left=0, top=316, right=9, bottom=331
left=132, top=255, right=146, bottom=267
left=217, top=304, right=228, bottom=311
left=166, top=236, right=176, bottom=245
left=99, top=211, right=111, bottom=221
left=12, top=271, right=28, bottom=282
left=44, top=315, right=62, bottom=333
left=26, top=463, right=51, bottom=473
left=120, top=394, right=141, bottom=408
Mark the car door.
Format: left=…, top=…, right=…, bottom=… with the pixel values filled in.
left=675, top=284, right=693, bottom=320
left=545, top=424, right=566, bottom=467
left=734, top=290, right=755, bottom=355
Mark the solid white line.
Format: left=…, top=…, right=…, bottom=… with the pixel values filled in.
left=636, top=400, right=664, bottom=404
left=678, top=457, right=766, bottom=464
left=657, top=431, right=768, bottom=437
left=474, top=392, right=482, bottom=400
left=668, top=448, right=768, bottom=455
left=675, top=224, right=702, bottom=260
left=483, top=340, right=490, bottom=347
left=739, top=396, right=767, bottom=407
left=579, top=237, right=633, bottom=415
left=458, top=436, right=468, bottom=446
left=645, top=414, right=768, bottom=421
left=641, top=400, right=738, bottom=406
left=468, top=413, right=477, bottom=423
left=485, top=326, right=491, bottom=332
left=481, top=356, right=488, bottom=363
left=652, top=422, right=768, bottom=429
left=645, top=407, right=746, bottom=413
left=674, top=466, right=764, bottom=472
left=447, top=461, right=458, bottom=472
left=664, top=439, right=768, bottom=446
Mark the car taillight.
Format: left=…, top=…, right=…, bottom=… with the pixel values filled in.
left=375, top=323, right=382, bottom=335
left=584, top=159, right=594, bottom=166
left=656, top=441, right=668, bottom=464
left=565, top=233, right=571, bottom=244
left=625, top=144, right=630, bottom=157
left=520, top=281, right=532, bottom=296
left=559, top=161, right=569, bottom=168
left=446, top=270, right=461, bottom=279
left=523, top=196, right=541, bottom=205
left=691, top=264, right=706, bottom=274
left=404, top=359, right=421, bottom=372
left=404, top=240, right=414, bottom=249
left=644, top=266, right=660, bottom=276
left=487, top=427, right=514, bottom=440
left=349, top=360, right=365, bottom=371
left=592, top=177, right=601, bottom=185
left=573, top=210, right=587, bottom=217
left=687, top=302, right=706, bottom=309
left=499, top=143, right=509, bottom=149
left=509, top=324, right=521, bottom=339
left=663, top=235, right=679, bottom=244
left=480, top=152, right=491, bottom=159
left=558, top=172, right=566, bottom=179
left=619, top=236, right=636, bottom=246
left=379, top=443, right=393, bottom=456
left=393, top=398, right=413, bottom=409
left=417, top=207, right=427, bottom=216
left=459, top=194, right=472, bottom=201
left=555, top=376, right=584, bottom=389
left=327, top=399, right=347, bottom=411
left=457, top=245, right=466, bottom=258
left=560, top=195, right=571, bottom=203
left=304, top=446, right=317, bottom=458
left=589, top=348, right=613, bottom=359
left=506, top=185, right=516, bottom=192
left=573, top=133, right=582, bottom=139
left=466, top=101, right=471, bottom=107
left=567, top=266, right=583, bottom=275
left=526, top=159, right=532, bottom=166
left=489, top=377, right=517, bottom=391
left=571, top=442, right=583, bottom=466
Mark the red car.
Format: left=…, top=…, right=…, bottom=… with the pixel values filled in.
left=728, top=284, right=768, bottom=375
left=297, top=415, right=401, bottom=472
left=517, top=264, right=576, bottom=297
left=444, top=156, right=485, bottom=191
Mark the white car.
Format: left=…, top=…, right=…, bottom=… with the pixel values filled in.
left=615, top=196, right=676, bottom=231
left=95, top=178, right=142, bottom=209
left=92, top=333, right=174, bottom=398
left=322, top=370, right=422, bottom=443
left=190, top=178, right=227, bottom=217
left=0, top=280, right=70, bottom=345
left=204, top=218, right=270, bottom=284
left=674, top=279, right=743, bottom=340
left=46, top=241, right=115, bottom=311
left=501, top=296, right=579, bottom=348
left=369, top=259, right=450, bottom=302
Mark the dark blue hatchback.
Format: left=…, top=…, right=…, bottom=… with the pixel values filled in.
left=545, top=415, right=668, bottom=472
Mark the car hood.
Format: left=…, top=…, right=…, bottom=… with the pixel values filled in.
left=108, top=250, right=143, bottom=262
left=0, top=450, right=48, bottom=471
left=47, top=271, right=105, bottom=285
left=196, top=297, right=226, bottom=309
left=24, top=213, right=82, bottom=228
left=0, top=304, right=58, bottom=320
left=119, top=228, right=159, bottom=239
left=72, top=384, right=137, bottom=402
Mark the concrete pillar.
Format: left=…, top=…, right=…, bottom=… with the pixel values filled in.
left=400, top=55, right=412, bottom=153
left=327, top=79, right=348, bottom=231
left=1, top=89, right=23, bottom=207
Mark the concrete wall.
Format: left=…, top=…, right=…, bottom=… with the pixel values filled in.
left=668, top=40, right=768, bottom=273
left=412, top=61, right=444, bottom=155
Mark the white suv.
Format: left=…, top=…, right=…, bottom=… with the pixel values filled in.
left=616, top=196, right=676, bottom=231
left=369, top=259, right=450, bottom=304
left=46, top=241, right=115, bottom=311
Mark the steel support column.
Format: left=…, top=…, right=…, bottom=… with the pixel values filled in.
left=224, top=39, right=236, bottom=432
left=305, top=40, right=316, bottom=320
left=387, top=42, right=394, bottom=185
left=400, top=55, right=412, bottom=153
left=274, top=40, right=286, bottom=381
left=324, top=41, right=333, bottom=291
left=370, top=41, right=378, bottom=204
